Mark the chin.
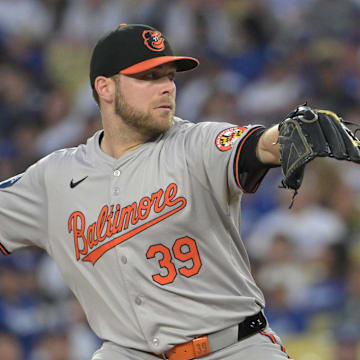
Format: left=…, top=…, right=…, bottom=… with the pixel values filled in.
left=145, top=114, right=173, bottom=140
left=155, top=111, right=173, bottom=128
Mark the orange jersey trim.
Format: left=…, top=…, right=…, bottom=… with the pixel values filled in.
left=0, top=242, right=10, bottom=256
left=260, top=331, right=292, bottom=359
left=120, top=56, right=199, bottom=75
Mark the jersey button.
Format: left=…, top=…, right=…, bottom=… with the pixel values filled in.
left=135, top=296, right=142, bottom=305
left=113, top=170, right=121, bottom=177
left=121, top=256, right=127, bottom=264
left=152, top=338, right=160, bottom=347
left=113, top=187, right=120, bottom=196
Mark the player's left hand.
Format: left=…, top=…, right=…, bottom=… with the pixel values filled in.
left=278, top=104, right=360, bottom=193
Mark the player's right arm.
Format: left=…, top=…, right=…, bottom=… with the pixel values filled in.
left=0, top=158, right=49, bottom=256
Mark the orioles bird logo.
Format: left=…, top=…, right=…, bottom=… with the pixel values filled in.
left=215, top=127, right=247, bottom=151
left=142, top=30, right=165, bottom=52
left=220, top=133, right=237, bottom=145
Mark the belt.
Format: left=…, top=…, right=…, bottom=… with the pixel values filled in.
left=154, top=311, right=267, bottom=360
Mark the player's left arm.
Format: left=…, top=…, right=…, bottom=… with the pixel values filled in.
left=256, top=125, right=281, bottom=165
left=235, top=125, right=281, bottom=193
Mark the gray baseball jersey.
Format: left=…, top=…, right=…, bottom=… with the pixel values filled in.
left=0, top=117, right=268, bottom=356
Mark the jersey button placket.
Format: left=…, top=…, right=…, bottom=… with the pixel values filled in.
left=152, top=338, right=160, bottom=347
left=112, top=169, right=121, bottom=196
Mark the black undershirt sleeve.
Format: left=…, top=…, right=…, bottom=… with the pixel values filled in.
left=233, top=127, right=279, bottom=193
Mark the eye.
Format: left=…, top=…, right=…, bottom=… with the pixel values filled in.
left=136, top=70, right=176, bottom=81
left=143, top=72, right=157, bottom=80
left=168, top=72, right=176, bottom=81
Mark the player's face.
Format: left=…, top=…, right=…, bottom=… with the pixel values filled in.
left=114, top=63, right=176, bottom=139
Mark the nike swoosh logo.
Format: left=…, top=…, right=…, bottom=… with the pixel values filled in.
left=70, top=176, right=88, bottom=189
left=82, top=197, right=187, bottom=265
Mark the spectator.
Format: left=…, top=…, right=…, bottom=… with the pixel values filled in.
left=34, top=86, right=86, bottom=157
left=333, top=323, right=360, bottom=360
left=0, top=258, right=47, bottom=358
left=0, top=0, right=52, bottom=41
left=58, top=0, right=130, bottom=45
left=0, top=331, right=23, bottom=360
left=30, top=331, right=71, bottom=360
left=245, top=165, right=347, bottom=261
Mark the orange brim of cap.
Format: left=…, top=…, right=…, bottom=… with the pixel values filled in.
left=119, top=56, right=199, bottom=75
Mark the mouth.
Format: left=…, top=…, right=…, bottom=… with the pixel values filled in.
left=154, top=104, right=173, bottom=110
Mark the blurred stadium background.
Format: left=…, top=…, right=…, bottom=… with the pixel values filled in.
left=0, top=0, right=360, bottom=359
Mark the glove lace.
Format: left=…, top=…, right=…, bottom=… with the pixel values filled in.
left=342, top=120, right=360, bottom=138
left=278, top=183, right=298, bottom=209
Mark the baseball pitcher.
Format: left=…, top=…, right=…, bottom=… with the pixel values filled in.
left=1, top=24, right=360, bottom=360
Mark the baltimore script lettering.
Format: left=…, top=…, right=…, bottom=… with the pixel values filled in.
left=68, top=183, right=187, bottom=265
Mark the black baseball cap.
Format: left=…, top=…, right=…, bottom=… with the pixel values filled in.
left=90, top=24, right=199, bottom=89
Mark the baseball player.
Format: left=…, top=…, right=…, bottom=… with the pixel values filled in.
left=1, top=24, right=359, bottom=360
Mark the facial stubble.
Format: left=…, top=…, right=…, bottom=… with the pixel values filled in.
left=113, top=76, right=174, bottom=141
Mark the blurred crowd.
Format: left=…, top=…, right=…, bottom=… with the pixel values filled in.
left=0, top=0, right=360, bottom=359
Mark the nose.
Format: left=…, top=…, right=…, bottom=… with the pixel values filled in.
left=159, top=77, right=176, bottom=96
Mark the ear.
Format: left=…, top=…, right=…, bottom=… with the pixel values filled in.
left=94, top=76, right=115, bottom=104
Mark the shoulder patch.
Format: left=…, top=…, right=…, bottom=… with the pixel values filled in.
left=0, top=173, right=24, bottom=189
left=215, top=126, right=248, bottom=151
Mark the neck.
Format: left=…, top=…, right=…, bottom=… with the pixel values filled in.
left=100, top=115, right=147, bottom=159
left=101, top=132, right=144, bottom=159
